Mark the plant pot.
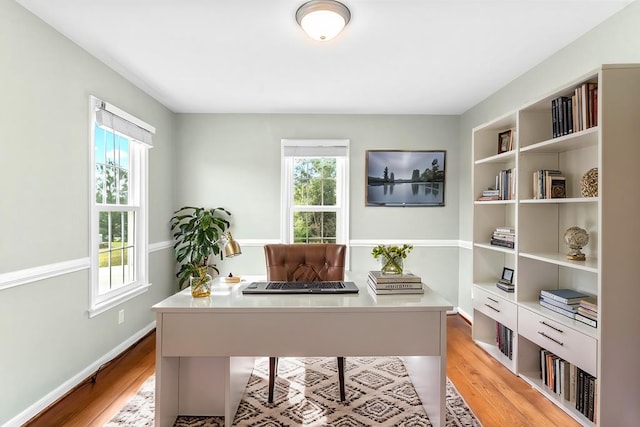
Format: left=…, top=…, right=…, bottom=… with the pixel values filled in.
left=380, top=255, right=403, bottom=275
left=190, top=267, right=212, bottom=298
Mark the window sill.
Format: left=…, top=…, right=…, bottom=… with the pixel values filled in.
left=88, top=282, right=151, bottom=318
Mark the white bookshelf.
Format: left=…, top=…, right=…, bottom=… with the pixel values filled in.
left=471, top=64, right=640, bottom=426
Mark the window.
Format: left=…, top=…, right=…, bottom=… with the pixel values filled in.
left=281, top=139, right=349, bottom=245
left=89, top=97, right=154, bottom=317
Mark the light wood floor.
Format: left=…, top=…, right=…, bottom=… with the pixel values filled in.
left=25, top=315, right=579, bottom=427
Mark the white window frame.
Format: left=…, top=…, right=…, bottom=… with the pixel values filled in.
left=281, top=139, right=350, bottom=249
left=88, top=96, right=154, bottom=317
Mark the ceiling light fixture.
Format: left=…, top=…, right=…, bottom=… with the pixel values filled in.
left=296, top=0, right=351, bottom=41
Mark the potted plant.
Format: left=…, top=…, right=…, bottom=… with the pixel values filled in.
left=170, top=206, right=232, bottom=297
left=371, top=244, right=413, bottom=275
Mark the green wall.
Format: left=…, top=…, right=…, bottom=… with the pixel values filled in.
left=0, top=1, right=176, bottom=424
left=174, top=113, right=462, bottom=305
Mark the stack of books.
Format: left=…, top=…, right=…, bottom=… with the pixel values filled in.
left=367, top=271, right=424, bottom=295
left=490, top=226, right=515, bottom=249
left=539, top=289, right=592, bottom=321
left=477, top=189, right=500, bottom=201
left=576, top=299, right=598, bottom=328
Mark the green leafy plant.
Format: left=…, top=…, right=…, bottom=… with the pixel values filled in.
left=170, top=206, right=232, bottom=290
left=371, top=244, right=413, bottom=260
left=372, top=244, right=414, bottom=274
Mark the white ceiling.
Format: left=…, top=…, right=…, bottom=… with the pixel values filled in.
left=16, top=0, right=634, bottom=114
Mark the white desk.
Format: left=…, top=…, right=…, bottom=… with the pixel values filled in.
left=152, top=274, right=453, bottom=427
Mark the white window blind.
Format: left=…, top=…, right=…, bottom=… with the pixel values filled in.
left=95, top=102, right=154, bottom=147
left=282, top=139, right=348, bottom=157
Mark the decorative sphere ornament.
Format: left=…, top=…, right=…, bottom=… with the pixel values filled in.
left=564, top=227, right=589, bottom=261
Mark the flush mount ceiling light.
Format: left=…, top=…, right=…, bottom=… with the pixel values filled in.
left=296, top=0, right=351, bottom=41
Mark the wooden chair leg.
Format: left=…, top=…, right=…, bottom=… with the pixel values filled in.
left=337, top=356, right=346, bottom=401
left=268, top=357, right=278, bottom=403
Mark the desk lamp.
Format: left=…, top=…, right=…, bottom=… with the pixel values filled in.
left=219, top=232, right=242, bottom=283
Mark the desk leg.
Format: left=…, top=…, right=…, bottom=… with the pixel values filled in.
left=402, top=356, right=445, bottom=427
left=225, top=357, right=255, bottom=427
left=155, top=313, right=179, bottom=427
left=400, top=312, right=447, bottom=427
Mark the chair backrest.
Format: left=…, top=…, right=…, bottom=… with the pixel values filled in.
left=264, top=244, right=346, bottom=282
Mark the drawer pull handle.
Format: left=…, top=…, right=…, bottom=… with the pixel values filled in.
left=487, top=297, right=499, bottom=303
left=540, top=321, right=563, bottom=333
left=538, top=331, right=564, bottom=346
left=484, top=304, right=500, bottom=313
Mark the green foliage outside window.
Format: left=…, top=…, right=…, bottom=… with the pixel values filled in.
left=293, top=158, right=337, bottom=243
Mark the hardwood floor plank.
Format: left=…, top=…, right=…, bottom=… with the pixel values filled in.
left=26, top=315, right=579, bottom=426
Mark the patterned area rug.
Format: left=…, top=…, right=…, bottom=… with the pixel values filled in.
left=106, top=357, right=481, bottom=427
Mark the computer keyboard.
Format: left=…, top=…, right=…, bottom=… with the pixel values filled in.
left=266, top=281, right=346, bottom=290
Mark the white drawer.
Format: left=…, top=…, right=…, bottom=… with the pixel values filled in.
left=473, top=286, right=517, bottom=330
left=518, top=306, right=597, bottom=376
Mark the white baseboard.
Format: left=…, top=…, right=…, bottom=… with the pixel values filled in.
left=5, top=321, right=156, bottom=427
left=457, top=307, right=473, bottom=323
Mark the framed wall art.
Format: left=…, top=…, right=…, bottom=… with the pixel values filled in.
left=366, top=150, right=446, bottom=207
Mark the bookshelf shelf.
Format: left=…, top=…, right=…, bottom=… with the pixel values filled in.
left=519, top=197, right=598, bottom=204
left=471, top=64, right=640, bottom=426
left=474, top=150, right=516, bottom=165
left=474, top=242, right=515, bottom=254
left=519, top=251, right=598, bottom=273
left=520, top=127, right=598, bottom=153
left=474, top=199, right=516, bottom=205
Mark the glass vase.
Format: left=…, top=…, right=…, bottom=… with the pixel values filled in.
left=190, top=268, right=212, bottom=298
left=380, top=255, right=403, bottom=275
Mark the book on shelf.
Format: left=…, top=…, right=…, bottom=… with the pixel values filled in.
left=482, top=189, right=500, bottom=197
left=368, top=270, right=421, bottom=283
left=540, top=288, right=590, bottom=304
left=577, top=306, right=597, bottom=319
left=539, top=295, right=580, bottom=313
left=496, top=282, right=515, bottom=292
left=495, top=226, right=515, bottom=234
left=579, top=299, right=598, bottom=312
left=575, top=313, right=598, bottom=328
left=549, top=176, right=566, bottom=198
left=367, top=280, right=424, bottom=295
left=539, top=299, right=576, bottom=320
left=490, top=239, right=515, bottom=249
left=477, top=195, right=500, bottom=201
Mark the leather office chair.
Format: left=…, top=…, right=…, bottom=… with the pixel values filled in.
left=263, top=243, right=347, bottom=403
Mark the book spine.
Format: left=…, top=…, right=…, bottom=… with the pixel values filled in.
left=368, top=272, right=422, bottom=283
left=490, top=239, right=515, bottom=249
left=370, top=281, right=424, bottom=290
left=496, top=283, right=514, bottom=292
left=575, top=313, right=597, bottom=328
left=539, top=300, right=576, bottom=319
left=369, top=276, right=422, bottom=283
left=367, top=280, right=424, bottom=294
left=539, top=289, right=582, bottom=304
left=539, top=295, right=579, bottom=312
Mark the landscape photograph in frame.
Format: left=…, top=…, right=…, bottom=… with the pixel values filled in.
left=366, top=150, right=446, bottom=206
